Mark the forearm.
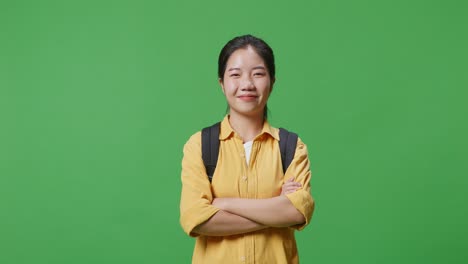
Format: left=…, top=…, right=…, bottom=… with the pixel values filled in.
left=192, top=210, right=267, bottom=237
left=217, top=196, right=305, bottom=227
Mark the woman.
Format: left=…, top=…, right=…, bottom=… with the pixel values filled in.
left=180, top=35, right=315, bottom=263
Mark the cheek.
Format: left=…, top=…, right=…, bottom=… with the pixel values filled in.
left=223, top=81, right=237, bottom=94
left=255, top=79, right=271, bottom=94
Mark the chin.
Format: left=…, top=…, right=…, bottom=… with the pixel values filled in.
left=233, top=108, right=263, bottom=117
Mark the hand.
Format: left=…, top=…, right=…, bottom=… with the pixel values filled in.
left=281, top=177, right=302, bottom=195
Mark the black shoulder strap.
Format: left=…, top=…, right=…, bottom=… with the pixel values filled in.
left=279, top=128, right=298, bottom=174
left=201, top=122, right=220, bottom=182
left=202, top=123, right=298, bottom=181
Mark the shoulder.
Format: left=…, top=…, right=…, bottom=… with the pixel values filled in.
left=183, top=131, right=202, bottom=154
left=293, top=136, right=311, bottom=164
left=186, top=131, right=202, bottom=144
left=278, top=127, right=307, bottom=145
left=276, top=126, right=304, bottom=145
left=277, top=126, right=308, bottom=153
left=184, top=121, right=222, bottom=148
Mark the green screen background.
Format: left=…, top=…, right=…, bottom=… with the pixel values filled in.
left=1, top=0, right=467, bottom=263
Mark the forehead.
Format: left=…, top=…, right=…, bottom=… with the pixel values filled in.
left=226, top=46, right=266, bottom=68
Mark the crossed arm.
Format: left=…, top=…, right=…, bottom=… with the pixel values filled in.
left=180, top=134, right=314, bottom=237
left=192, top=178, right=305, bottom=236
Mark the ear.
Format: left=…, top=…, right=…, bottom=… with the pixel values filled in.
left=219, top=78, right=225, bottom=94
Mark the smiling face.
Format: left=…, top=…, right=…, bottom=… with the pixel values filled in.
left=219, top=46, right=274, bottom=118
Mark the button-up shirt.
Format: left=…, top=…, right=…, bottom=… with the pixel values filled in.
left=180, top=115, right=315, bottom=263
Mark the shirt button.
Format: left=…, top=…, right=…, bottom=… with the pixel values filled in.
left=240, top=256, right=245, bottom=262
left=240, top=153, right=245, bottom=157
left=242, top=176, right=247, bottom=181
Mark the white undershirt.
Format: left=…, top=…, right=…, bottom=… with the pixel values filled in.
left=243, top=140, right=253, bottom=166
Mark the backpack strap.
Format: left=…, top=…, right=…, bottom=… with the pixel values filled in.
left=201, top=122, right=220, bottom=182
left=201, top=123, right=298, bottom=182
left=279, top=128, right=298, bottom=175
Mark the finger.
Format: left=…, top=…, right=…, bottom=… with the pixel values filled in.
left=284, top=182, right=301, bottom=187
left=285, top=186, right=299, bottom=192
left=282, top=183, right=296, bottom=188
left=289, top=185, right=301, bottom=191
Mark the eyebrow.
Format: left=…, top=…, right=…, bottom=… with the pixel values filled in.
left=227, top=66, right=266, bottom=71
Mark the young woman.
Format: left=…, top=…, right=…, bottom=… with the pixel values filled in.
left=180, top=35, right=315, bottom=263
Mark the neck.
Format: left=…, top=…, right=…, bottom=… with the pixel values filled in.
left=228, top=111, right=264, bottom=143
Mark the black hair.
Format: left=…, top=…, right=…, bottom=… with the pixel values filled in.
left=218, top=34, right=275, bottom=120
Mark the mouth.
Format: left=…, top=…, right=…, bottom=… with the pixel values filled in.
left=237, top=95, right=258, bottom=102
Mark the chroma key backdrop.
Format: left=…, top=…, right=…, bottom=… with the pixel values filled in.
left=1, top=0, right=467, bottom=263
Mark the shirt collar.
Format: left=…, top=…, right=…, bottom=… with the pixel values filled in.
left=219, top=115, right=280, bottom=141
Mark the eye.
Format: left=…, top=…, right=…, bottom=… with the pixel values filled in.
left=230, top=73, right=240, bottom=77
left=254, top=72, right=266, bottom=76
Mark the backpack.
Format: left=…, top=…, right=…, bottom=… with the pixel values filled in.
left=201, top=122, right=298, bottom=182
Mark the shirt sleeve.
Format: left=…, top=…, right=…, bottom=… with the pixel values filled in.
left=284, top=137, right=315, bottom=231
left=179, top=132, right=220, bottom=237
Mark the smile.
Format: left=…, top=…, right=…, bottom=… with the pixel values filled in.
left=238, top=96, right=258, bottom=101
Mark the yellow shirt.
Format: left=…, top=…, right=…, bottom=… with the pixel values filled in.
left=180, top=116, right=315, bottom=264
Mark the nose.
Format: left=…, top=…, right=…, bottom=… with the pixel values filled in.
left=240, top=76, right=255, bottom=91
